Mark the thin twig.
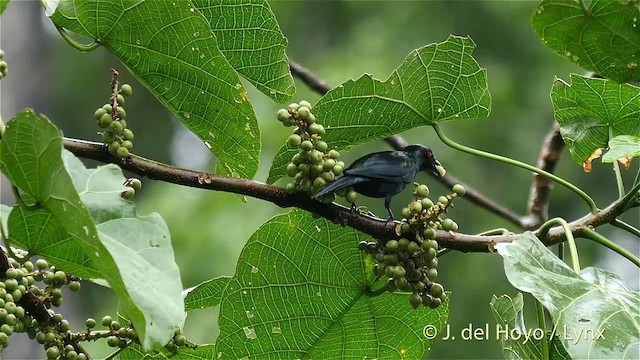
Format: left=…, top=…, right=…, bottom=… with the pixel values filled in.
left=289, top=59, right=526, bottom=228
left=523, top=122, right=564, bottom=228
left=63, top=138, right=631, bottom=252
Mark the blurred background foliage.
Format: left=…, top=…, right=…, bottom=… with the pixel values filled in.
left=0, top=1, right=638, bottom=359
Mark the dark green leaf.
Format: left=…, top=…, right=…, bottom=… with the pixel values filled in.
left=49, top=0, right=260, bottom=179
left=118, top=344, right=216, bottom=360
left=185, top=276, right=231, bottom=311
left=602, top=135, right=640, bottom=163
left=217, top=209, right=448, bottom=359
left=193, top=0, right=294, bottom=103
left=0, top=110, right=180, bottom=349
left=496, top=232, right=640, bottom=360
left=268, top=35, right=490, bottom=183
left=532, top=0, right=640, bottom=83
left=551, top=75, right=640, bottom=165
left=490, top=293, right=570, bottom=360
left=0, top=0, right=8, bottom=15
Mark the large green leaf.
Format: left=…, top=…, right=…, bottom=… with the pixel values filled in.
left=193, top=0, right=294, bottom=103
left=532, top=0, right=640, bottom=83
left=217, top=209, right=448, bottom=359
left=184, top=276, right=231, bottom=311
left=490, top=293, right=570, bottom=360
left=267, top=35, right=491, bottom=183
left=602, top=135, right=640, bottom=163
left=0, top=110, right=182, bottom=349
left=551, top=74, right=640, bottom=166
left=49, top=0, right=260, bottom=179
left=118, top=344, right=216, bottom=359
left=496, top=232, right=640, bottom=360
left=0, top=0, right=8, bottom=15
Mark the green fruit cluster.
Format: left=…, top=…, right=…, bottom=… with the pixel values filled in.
left=0, top=50, right=7, bottom=79
left=278, top=101, right=351, bottom=201
left=95, top=84, right=134, bottom=159
left=360, top=183, right=465, bottom=309
left=121, top=177, right=142, bottom=199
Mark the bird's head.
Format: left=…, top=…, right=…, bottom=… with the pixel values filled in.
left=404, top=145, right=446, bottom=177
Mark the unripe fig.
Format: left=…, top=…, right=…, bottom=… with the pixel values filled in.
left=452, top=184, right=465, bottom=196
left=297, top=106, right=311, bottom=120
left=277, top=109, right=291, bottom=122
left=300, top=140, right=314, bottom=151
left=287, top=134, right=301, bottom=147
left=120, top=84, right=133, bottom=96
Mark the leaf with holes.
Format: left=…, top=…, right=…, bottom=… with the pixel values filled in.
left=217, top=209, right=448, bottom=359
left=184, top=276, right=231, bottom=311
left=496, top=232, right=640, bottom=360
left=193, top=0, right=294, bottom=103
left=532, top=0, right=640, bottom=83
left=490, top=293, right=570, bottom=360
left=267, top=35, right=490, bottom=183
left=49, top=0, right=260, bottom=179
left=602, top=135, right=640, bottom=163
left=551, top=75, right=640, bottom=166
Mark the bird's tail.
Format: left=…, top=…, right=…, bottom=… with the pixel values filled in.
left=312, top=176, right=366, bottom=199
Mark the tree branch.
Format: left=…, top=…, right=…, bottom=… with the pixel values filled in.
left=523, top=122, right=564, bottom=229
left=63, top=138, right=630, bottom=253
left=289, top=59, right=528, bottom=229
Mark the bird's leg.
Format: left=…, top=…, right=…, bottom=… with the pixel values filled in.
left=350, top=202, right=357, bottom=215
left=385, top=195, right=395, bottom=222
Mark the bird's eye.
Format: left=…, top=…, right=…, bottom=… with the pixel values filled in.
left=426, top=151, right=432, bottom=158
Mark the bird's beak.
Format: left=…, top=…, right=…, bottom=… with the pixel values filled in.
left=434, top=160, right=446, bottom=177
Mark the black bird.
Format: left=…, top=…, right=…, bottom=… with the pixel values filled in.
left=312, top=145, right=446, bottom=219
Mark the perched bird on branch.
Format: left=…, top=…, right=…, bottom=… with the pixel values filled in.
left=313, top=145, right=446, bottom=219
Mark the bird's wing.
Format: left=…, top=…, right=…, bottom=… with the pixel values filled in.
left=344, top=151, right=417, bottom=183
left=312, top=175, right=368, bottom=198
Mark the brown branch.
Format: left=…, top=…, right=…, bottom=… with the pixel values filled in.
left=523, top=123, right=564, bottom=228
left=63, top=138, right=629, bottom=253
left=289, top=59, right=526, bottom=228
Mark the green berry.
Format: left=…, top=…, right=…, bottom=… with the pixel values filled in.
left=441, top=218, right=455, bottom=231
left=409, top=201, right=423, bottom=214
left=314, top=141, right=328, bottom=152
left=117, top=146, right=130, bottom=158
left=332, top=165, right=343, bottom=176
left=438, top=196, right=449, bottom=205
left=328, top=149, right=340, bottom=159
left=288, top=103, right=299, bottom=112
left=308, top=123, right=325, bottom=135
left=68, top=281, right=81, bottom=292
left=116, top=94, right=125, bottom=105
left=121, top=140, right=133, bottom=150
left=54, top=271, right=67, bottom=282
left=310, top=150, right=323, bottom=163
left=300, top=140, right=314, bottom=151
left=109, top=120, right=124, bottom=134
left=0, top=332, right=8, bottom=347
left=430, top=283, right=444, bottom=297
left=128, top=178, right=142, bottom=191
left=276, top=109, right=291, bottom=122
left=107, top=336, right=120, bottom=347
left=409, top=294, right=423, bottom=309
left=386, top=240, right=399, bottom=251
left=398, top=238, right=410, bottom=249
left=108, top=141, right=121, bottom=156
left=99, top=113, right=113, bottom=128
left=102, top=104, right=113, bottom=113
left=323, top=159, right=336, bottom=170
left=101, top=316, right=112, bottom=327
left=401, top=207, right=412, bottom=219
left=94, top=108, right=107, bottom=121
left=421, top=198, right=434, bottom=209
left=119, top=119, right=127, bottom=129
left=306, top=113, right=316, bottom=124
left=299, top=178, right=312, bottom=192
left=46, top=347, right=61, bottom=359
left=287, top=134, right=301, bottom=147
left=429, top=297, right=442, bottom=309
left=426, top=247, right=437, bottom=260
left=298, top=100, right=312, bottom=109
left=297, top=106, right=311, bottom=120
left=407, top=241, right=419, bottom=253
left=311, top=163, right=324, bottom=176
left=345, top=190, right=358, bottom=203
left=313, top=177, right=326, bottom=189
left=452, top=184, right=466, bottom=196
left=4, top=279, right=17, bottom=291
left=321, top=171, right=335, bottom=182
left=427, top=268, right=438, bottom=280
left=392, top=266, right=406, bottom=278
left=85, top=318, right=96, bottom=328
left=116, top=106, right=127, bottom=118
left=415, top=184, right=430, bottom=198
left=174, top=334, right=187, bottom=346
left=66, top=350, right=78, bottom=359
left=429, top=240, right=439, bottom=251
left=123, top=128, right=135, bottom=141
left=120, top=84, right=133, bottom=96
left=428, top=258, right=438, bottom=269
left=101, top=131, right=115, bottom=143
left=450, top=221, right=459, bottom=232
left=286, top=163, right=298, bottom=177
left=121, top=187, right=136, bottom=199
left=5, top=268, right=17, bottom=279
left=36, top=259, right=49, bottom=270
left=423, top=227, right=436, bottom=240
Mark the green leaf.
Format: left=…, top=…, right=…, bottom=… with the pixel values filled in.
left=118, top=344, right=216, bottom=360
left=532, top=0, right=640, bottom=83
left=193, top=0, right=294, bottom=103
left=0, top=0, right=8, bottom=15
left=551, top=75, right=640, bottom=165
left=185, top=276, right=231, bottom=311
left=0, top=110, right=181, bottom=349
left=490, top=293, right=570, bottom=360
left=267, top=35, right=490, bottom=183
left=49, top=0, right=260, bottom=179
left=61, top=150, right=185, bottom=349
left=603, top=135, right=640, bottom=163
left=496, top=232, right=640, bottom=360
left=217, top=209, right=448, bottom=359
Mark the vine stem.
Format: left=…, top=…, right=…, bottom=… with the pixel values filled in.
left=577, top=227, right=640, bottom=267
left=432, top=124, right=598, bottom=213
left=610, top=127, right=625, bottom=199
left=539, top=218, right=580, bottom=273
left=55, top=25, right=101, bottom=52
left=535, top=299, right=549, bottom=360
left=610, top=219, right=640, bottom=238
